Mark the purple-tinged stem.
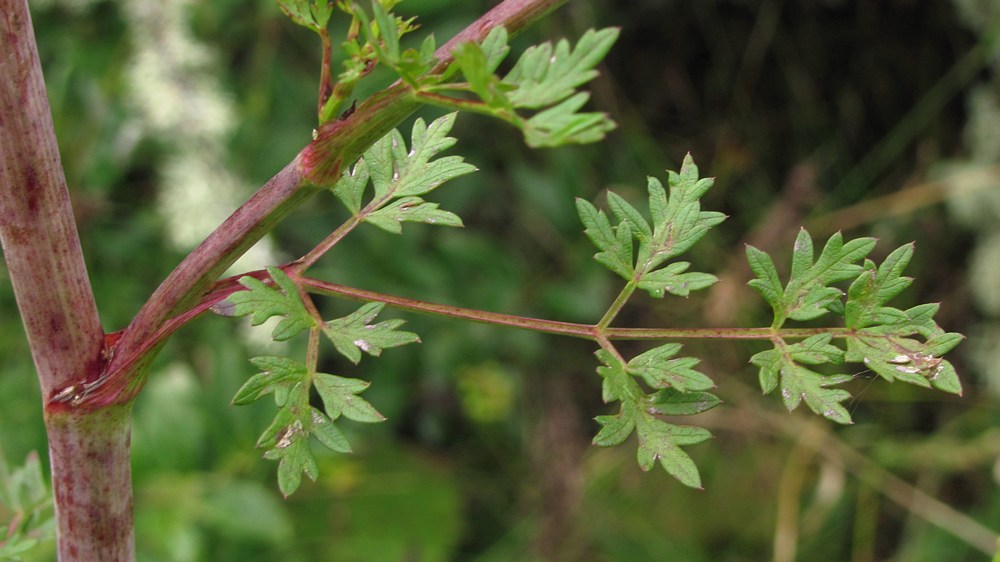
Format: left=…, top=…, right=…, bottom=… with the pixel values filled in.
left=0, top=0, right=104, bottom=398
left=45, top=406, right=135, bottom=561
left=108, top=0, right=571, bottom=389
left=1, top=1, right=134, bottom=559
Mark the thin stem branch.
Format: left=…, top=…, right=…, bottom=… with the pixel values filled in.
left=292, top=187, right=396, bottom=273
left=297, top=275, right=851, bottom=342
left=292, top=214, right=363, bottom=272
left=105, top=0, right=571, bottom=403
left=318, top=28, right=335, bottom=120
left=107, top=161, right=314, bottom=388
left=596, top=281, right=637, bottom=331
left=413, top=90, right=523, bottom=126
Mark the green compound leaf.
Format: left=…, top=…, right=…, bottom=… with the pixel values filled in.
left=229, top=267, right=315, bottom=341
left=747, top=229, right=876, bottom=327
left=314, top=372, right=386, bottom=423
left=845, top=306, right=964, bottom=395
left=365, top=196, right=464, bottom=233
left=644, top=156, right=726, bottom=268
left=592, top=349, right=711, bottom=488
left=635, top=416, right=710, bottom=488
left=330, top=113, right=476, bottom=225
left=521, top=92, right=617, bottom=148
left=256, top=383, right=319, bottom=497
left=747, top=236, right=963, bottom=420
left=236, top=356, right=383, bottom=495
left=838, top=242, right=963, bottom=394
left=646, top=389, right=722, bottom=416
left=577, top=154, right=722, bottom=298
left=503, top=27, right=619, bottom=109
left=276, top=0, right=334, bottom=33
left=627, top=343, right=715, bottom=393
left=750, top=334, right=853, bottom=424
left=366, top=113, right=476, bottom=199
left=233, top=356, right=308, bottom=406
left=321, top=302, right=420, bottom=364
left=441, top=27, right=617, bottom=147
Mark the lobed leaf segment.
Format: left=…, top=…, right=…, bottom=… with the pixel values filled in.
left=228, top=267, right=419, bottom=496
left=441, top=25, right=619, bottom=147
left=747, top=230, right=963, bottom=425
left=578, top=154, right=723, bottom=488
left=0, top=450, right=53, bottom=558
left=225, top=112, right=471, bottom=495
left=578, top=156, right=962, bottom=487
left=330, top=112, right=474, bottom=232
left=276, top=0, right=618, bottom=143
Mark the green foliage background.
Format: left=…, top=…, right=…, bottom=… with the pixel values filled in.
left=2, top=0, right=998, bottom=560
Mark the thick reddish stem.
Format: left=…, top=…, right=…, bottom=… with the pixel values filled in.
left=0, top=0, right=104, bottom=398
left=45, top=407, right=135, bottom=561
left=1, top=1, right=133, bottom=558
left=108, top=0, right=571, bottom=392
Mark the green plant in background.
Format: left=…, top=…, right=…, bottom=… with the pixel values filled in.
left=0, top=0, right=968, bottom=560
left=0, top=450, right=53, bottom=560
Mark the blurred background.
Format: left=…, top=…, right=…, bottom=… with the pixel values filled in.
left=2, top=0, right=1000, bottom=560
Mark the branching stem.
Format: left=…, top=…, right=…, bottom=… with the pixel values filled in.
left=104, top=0, right=572, bottom=402
left=597, top=281, right=638, bottom=331
left=297, top=275, right=851, bottom=343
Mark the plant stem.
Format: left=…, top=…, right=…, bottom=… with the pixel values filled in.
left=413, top=90, right=524, bottom=127
left=596, top=281, right=638, bottom=331
left=318, top=28, right=335, bottom=120
left=45, top=406, right=135, bottom=561
left=108, top=161, right=314, bottom=387
left=297, top=276, right=848, bottom=342
left=0, top=0, right=105, bottom=399
left=108, top=0, right=571, bottom=395
left=1, top=2, right=132, bottom=558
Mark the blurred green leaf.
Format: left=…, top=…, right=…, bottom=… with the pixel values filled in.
left=646, top=389, right=721, bottom=416
left=276, top=0, right=334, bottom=33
